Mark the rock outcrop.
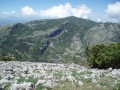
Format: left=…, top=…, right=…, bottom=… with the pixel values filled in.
left=0, top=61, right=120, bottom=90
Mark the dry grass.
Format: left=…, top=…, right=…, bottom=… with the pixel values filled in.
left=51, top=81, right=115, bottom=90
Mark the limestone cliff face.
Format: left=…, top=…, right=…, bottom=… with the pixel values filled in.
left=0, top=16, right=120, bottom=63
left=84, top=23, right=120, bottom=46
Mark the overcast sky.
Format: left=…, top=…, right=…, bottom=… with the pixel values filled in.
left=0, top=0, right=120, bottom=22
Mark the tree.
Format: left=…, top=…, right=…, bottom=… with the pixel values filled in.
left=87, top=42, right=120, bottom=69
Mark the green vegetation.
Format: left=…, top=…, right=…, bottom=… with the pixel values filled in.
left=0, top=16, right=120, bottom=64
left=72, top=69, right=92, bottom=83
left=113, top=82, right=120, bottom=90
left=0, top=16, right=95, bottom=62
left=52, top=81, right=115, bottom=90
left=4, top=84, right=11, bottom=90
left=36, top=84, right=44, bottom=90
left=17, top=76, right=38, bottom=83
left=0, top=75, right=2, bottom=80
left=53, top=72, right=62, bottom=79
left=0, top=56, right=15, bottom=61
left=87, top=42, right=120, bottom=69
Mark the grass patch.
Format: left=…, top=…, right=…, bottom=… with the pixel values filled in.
left=114, top=86, right=120, bottom=90
left=71, top=69, right=92, bottom=83
left=36, top=84, right=44, bottom=90
left=17, top=76, right=26, bottom=82
left=85, top=70, right=93, bottom=74
left=53, top=72, right=62, bottom=79
left=4, top=84, right=11, bottom=90
left=72, top=70, right=78, bottom=76
left=113, top=82, right=120, bottom=90
left=99, top=81, right=107, bottom=86
left=26, top=77, right=38, bottom=83
left=17, top=76, right=38, bottom=83
left=0, top=75, right=2, bottom=80
left=52, top=81, right=79, bottom=90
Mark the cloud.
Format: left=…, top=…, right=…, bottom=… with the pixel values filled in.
left=97, top=18, right=101, bottom=22
left=21, top=3, right=92, bottom=19
left=106, top=2, right=120, bottom=20
left=2, top=11, right=15, bottom=15
left=21, top=6, right=34, bottom=16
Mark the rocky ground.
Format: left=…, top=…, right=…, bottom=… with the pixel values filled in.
left=0, top=61, right=120, bottom=90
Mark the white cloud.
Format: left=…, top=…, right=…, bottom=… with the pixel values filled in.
left=11, top=11, right=15, bottom=14
left=97, top=18, right=101, bottom=22
left=21, top=6, right=34, bottom=16
left=2, top=11, right=15, bottom=15
left=106, top=2, right=120, bottom=20
left=21, top=3, right=92, bottom=19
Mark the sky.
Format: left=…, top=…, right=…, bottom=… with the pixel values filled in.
left=0, top=0, right=120, bottom=22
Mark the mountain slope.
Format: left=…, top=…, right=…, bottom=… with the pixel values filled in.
left=0, top=16, right=120, bottom=64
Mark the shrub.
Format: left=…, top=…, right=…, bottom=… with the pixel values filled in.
left=87, top=42, right=120, bottom=69
left=0, top=56, right=16, bottom=61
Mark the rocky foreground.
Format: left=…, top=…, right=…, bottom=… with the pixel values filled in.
left=0, top=61, right=120, bottom=90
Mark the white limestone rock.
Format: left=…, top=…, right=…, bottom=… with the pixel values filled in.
left=66, top=75, right=76, bottom=82
left=60, top=76, right=66, bottom=81
left=78, top=81, right=83, bottom=86
left=43, top=80, right=56, bottom=88
left=35, top=80, right=46, bottom=86
left=111, top=69, right=118, bottom=76
left=10, top=82, right=35, bottom=90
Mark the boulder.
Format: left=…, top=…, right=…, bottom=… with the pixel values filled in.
left=0, top=78, right=11, bottom=85
left=92, top=79, right=97, bottom=83
left=66, top=75, right=76, bottom=82
left=43, top=80, right=56, bottom=88
left=35, top=80, right=46, bottom=86
left=10, top=82, right=35, bottom=90
left=78, top=81, right=83, bottom=86
left=60, top=76, right=66, bottom=81
left=90, top=73, right=96, bottom=79
left=111, top=69, right=118, bottom=76
left=108, top=68, right=112, bottom=72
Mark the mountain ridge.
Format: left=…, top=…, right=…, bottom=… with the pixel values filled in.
left=0, top=16, right=120, bottom=64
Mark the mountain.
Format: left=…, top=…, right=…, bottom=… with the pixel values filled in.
left=0, top=17, right=36, bottom=26
left=0, top=16, right=120, bottom=64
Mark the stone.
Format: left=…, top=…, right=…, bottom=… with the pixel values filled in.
left=10, top=82, right=35, bottom=90
left=90, top=74, right=96, bottom=79
left=0, top=79, right=11, bottom=85
left=111, top=69, right=118, bottom=76
left=88, top=86, right=92, bottom=89
left=66, top=75, right=76, bottom=82
left=0, top=61, right=120, bottom=89
left=35, top=80, right=46, bottom=86
left=60, top=76, right=66, bottom=81
left=96, top=84, right=101, bottom=88
left=78, top=81, right=83, bottom=86
left=43, top=80, right=56, bottom=88
left=108, top=68, right=112, bottom=72
left=92, top=79, right=97, bottom=83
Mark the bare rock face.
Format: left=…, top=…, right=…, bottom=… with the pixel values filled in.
left=84, top=23, right=120, bottom=46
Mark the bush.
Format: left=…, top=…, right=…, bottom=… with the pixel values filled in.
left=87, top=42, right=120, bottom=69
left=0, top=56, right=16, bottom=61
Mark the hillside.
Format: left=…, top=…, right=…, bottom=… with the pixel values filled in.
left=0, top=61, right=120, bottom=90
left=0, top=16, right=120, bottom=64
